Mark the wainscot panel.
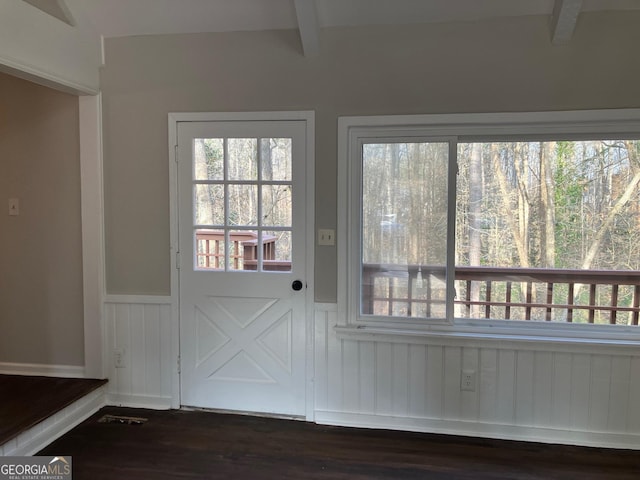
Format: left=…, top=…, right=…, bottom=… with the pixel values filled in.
left=104, top=297, right=174, bottom=409
left=313, top=304, right=640, bottom=449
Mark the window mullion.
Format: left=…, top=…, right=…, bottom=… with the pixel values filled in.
left=446, top=138, right=459, bottom=324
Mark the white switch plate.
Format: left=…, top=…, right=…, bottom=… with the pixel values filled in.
left=8, top=198, right=19, bottom=216
left=318, top=229, right=335, bottom=246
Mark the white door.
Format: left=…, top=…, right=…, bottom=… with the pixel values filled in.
left=177, top=118, right=309, bottom=416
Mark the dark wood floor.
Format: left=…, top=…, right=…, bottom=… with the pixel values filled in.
left=0, top=374, right=107, bottom=444
left=39, top=406, right=640, bottom=480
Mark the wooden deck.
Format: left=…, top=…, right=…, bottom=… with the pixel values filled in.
left=363, top=264, right=640, bottom=324
left=0, top=374, right=107, bottom=445
left=39, top=406, right=640, bottom=479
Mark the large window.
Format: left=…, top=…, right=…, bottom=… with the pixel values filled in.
left=340, top=111, right=640, bottom=335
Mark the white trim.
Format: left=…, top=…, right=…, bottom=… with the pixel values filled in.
left=304, top=112, right=316, bottom=421
left=104, top=294, right=172, bottom=305
left=80, top=94, right=105, bottom=379
left=337, top=109, right=640, bottom=342
left=168, top=115, right=181, bottom=410
left=339, top=109, right=640, bottom=132
left=314, top=410, right=640, bottom=450
left=314, top=302, right=338, bottom=312
left=1, top=387, right=106, bottom=456
left=337, top=119, right=349, bottom=325
left=0, top=362, right=85, bottom=378
left=168, top=110, right=316, bottom=415
left=334, top=326, right=640, bottom=355
left=0, top=56, right=98, bottom=96
left=106, top=393, right=173, bottom=410
left=169, top=111, right=316, bottom=123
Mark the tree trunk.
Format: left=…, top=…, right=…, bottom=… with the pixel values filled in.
left=468, top=143, right=483, bottom=316
left=491, top=144, right=530, bottom=267
left=540, top=142, right=556, bottom=267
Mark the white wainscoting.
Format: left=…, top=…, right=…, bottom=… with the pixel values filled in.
left=104, top=296, right=175, bottom=409
left=314, top=304, right=640, bottom=449
left=102, top=299, right=640, bottom=448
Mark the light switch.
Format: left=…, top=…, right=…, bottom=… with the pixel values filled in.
left=318, top=229, right=335, bottom=246
left=8, top=198, right=19, bottom=216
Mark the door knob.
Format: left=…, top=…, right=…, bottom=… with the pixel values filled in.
left=292, top=280, right=304, bottom=291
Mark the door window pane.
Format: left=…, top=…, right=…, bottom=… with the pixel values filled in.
left=194, top=138, right=223, bottom=180
left=228, top=138, right=257, bottom=180
left=194, top=184, right=224, bottom=225
left=227, top=231, right=259, bottom=271
left=228, top=184, right=257, bottom=226
left=264, top=230, right=292, bottom=272
left=195, top=229, right=225, bottom=270
left=262, top=185, right=292, bottom=227
left=261, top=138, right=292, bottom=181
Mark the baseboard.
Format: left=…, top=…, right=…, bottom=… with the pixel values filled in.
left=314, top=410, right=640, bottom=450
left=0, top=362, right=85, bottom=378
left=0, top=386, right=106, bottom=456
left=106, top=393, right=173, bottom=410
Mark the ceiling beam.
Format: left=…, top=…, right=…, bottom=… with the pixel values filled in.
left=22, top=0, right=76, bottom=26
left=550, top=0, right=583, bottom=45
left=294, top=0, right=320, bottom=57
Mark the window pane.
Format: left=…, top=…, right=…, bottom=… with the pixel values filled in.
left=456, top=140, right=640, bottom=324
left=261, top=138, right=292, bottom=181
left=228, top=184, right=257, bottom=226
left=227, top=231, right=258, bottom=271
left=361, top=142, right=449, bottom=318
left=194, top=229, right=224, bottom=270
left=194, top=185, right=224, bottom=225
left=264, top=230, right=292, bottom=272
left=262, top=185, right=292, bottom=227
left=228, top=138, right=257, bottom=180
left=194, top=138, right=223, bottom=180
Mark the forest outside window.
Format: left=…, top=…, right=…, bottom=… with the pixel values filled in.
left=343, top=111, right=640, bottom=334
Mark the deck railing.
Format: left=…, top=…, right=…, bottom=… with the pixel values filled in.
left=362, top=264, right=640, bottom=325
left=196, top=230, right=277, bottom=270
left=195, top=230, right=290, bottom=272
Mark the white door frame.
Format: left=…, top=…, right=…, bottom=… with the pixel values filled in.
left=168, top=111, right=315, bottom=418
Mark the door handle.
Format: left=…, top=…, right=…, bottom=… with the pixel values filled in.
left=292, top=280, right=304, bottom=291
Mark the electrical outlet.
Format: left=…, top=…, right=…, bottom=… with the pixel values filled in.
left=114, top=348, right=126, bottom=368
left=461, top=370, right=476, bottom=391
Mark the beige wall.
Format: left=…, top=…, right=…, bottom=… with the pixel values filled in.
left=0, top=73, right=84, bottom=365
left=101, top=12, right=640, bottom=301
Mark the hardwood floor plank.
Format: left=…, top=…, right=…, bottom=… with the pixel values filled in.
left=39, top=406, right=640, bottom=479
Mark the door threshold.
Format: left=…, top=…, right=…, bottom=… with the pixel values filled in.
left=180, top=405, right=305, bottom=422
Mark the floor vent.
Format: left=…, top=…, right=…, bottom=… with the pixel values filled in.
left=98, top=414, right=148, bottom=426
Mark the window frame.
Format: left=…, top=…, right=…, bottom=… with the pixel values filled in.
left=337, top=109, right=640, bottom=342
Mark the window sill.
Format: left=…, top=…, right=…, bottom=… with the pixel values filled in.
left=334, top=323, right=640, bottom=355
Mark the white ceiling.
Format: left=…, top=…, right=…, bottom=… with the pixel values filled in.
left=57, top=0, right=640, bottom=38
